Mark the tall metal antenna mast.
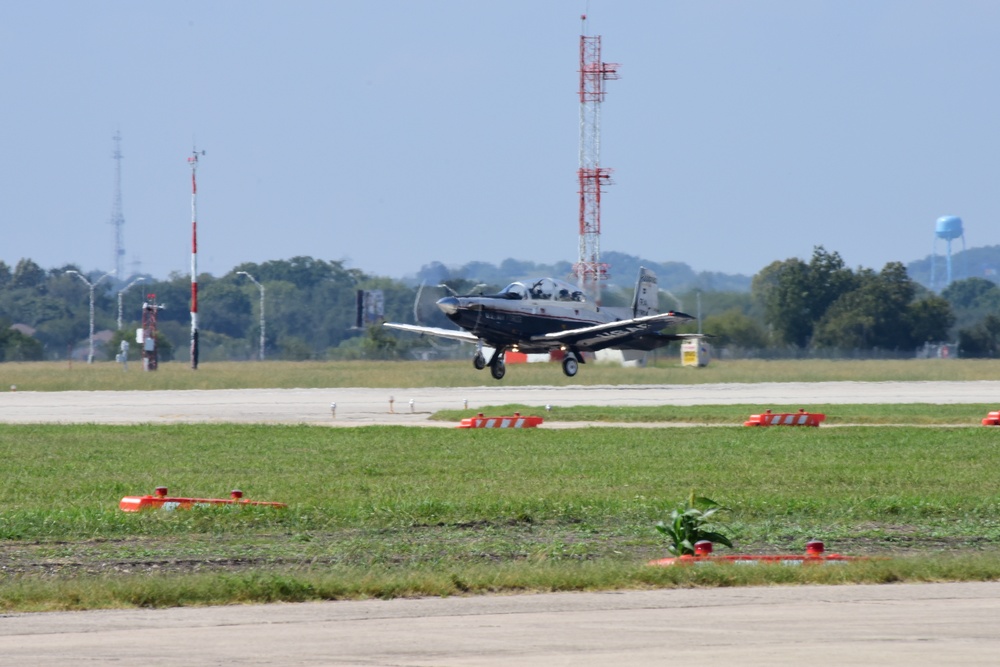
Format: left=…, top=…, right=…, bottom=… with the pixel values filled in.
left=572, top=15, right=619, bottom=304
left=188, top=147, right=204, bottom=370
left=110, top=131, right=126, bottom=280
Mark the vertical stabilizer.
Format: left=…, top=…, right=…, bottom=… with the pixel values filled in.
left=631, top=267, right=659, bottom=318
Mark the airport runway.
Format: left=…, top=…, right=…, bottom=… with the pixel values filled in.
left=2, top=380, right=1000, bottom=425
left=3, top=381, right=1000, bottom=665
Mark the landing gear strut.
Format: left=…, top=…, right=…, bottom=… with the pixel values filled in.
left=473, top=340, right=487, bottom=370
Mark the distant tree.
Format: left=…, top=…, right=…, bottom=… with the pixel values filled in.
left=941, top=277, right=1000, bottom=333
left=678, top=290, right=754, bottom=318
left=200, top=281, right=252, bottom=338
left=0, top=293, right=71, bottom=328
left=942, top=277, right=1000, bottom=310
left=12, top=259, right=46, bottom=290
left=361, top=323, right=400, bottom=359
left=498, top=258, right=538, bottom=279
left=907, top=295, right=955, bottom=345
left=700, top=309, right=769, bottom=348
left=754, top=247, right=872, bottom=348
left=239, top=256, right=361, bottom=290
left=277, top=336, right=313, bottom=361
left=812, top=262, right=926, bottom=350
left=0, top=320, right=43, bottom=361
left=415, top=261, right=451, bottom=285
left=958, top=314, right=1000, bottom=358
left=754, top=257, right=811, bottom=346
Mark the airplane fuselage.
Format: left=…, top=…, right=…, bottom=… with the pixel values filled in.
left=437, top=293, right=608, bottom=353
left=383, top=271, right=698, bottom=380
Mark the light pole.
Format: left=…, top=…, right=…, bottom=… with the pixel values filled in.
left=237, top=271, right=265, bottom=361
left=117, top=277, right=145, bottom=331
left=66, top=270, right=113, bottom=364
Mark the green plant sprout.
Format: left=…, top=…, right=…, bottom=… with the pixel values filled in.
left=656, top=491, right=734, bottom=556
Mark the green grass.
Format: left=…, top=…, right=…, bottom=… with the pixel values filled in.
left=3, top=357, right=1000, bottom=391
left=2, top=423, right=999, bottom=611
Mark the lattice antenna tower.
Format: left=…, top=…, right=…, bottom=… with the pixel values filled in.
left=109, top=130, right=126, bottom=280
left=572, top=14, right=619, bottom=303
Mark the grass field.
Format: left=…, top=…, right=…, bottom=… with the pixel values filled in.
left=2, top=420, right=1000, bottom=611
left=2, top=357, right=1000, bottom=391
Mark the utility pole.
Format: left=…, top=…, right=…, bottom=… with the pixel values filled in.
left=237, top=271, right=266, bottom=361
left=117, top=276, right=144, bottom=330
left=66, top=270, right=113, bottom=364
left=109, top=131, right=126, bottom=280
left=188, top=148, right=204, bottom=369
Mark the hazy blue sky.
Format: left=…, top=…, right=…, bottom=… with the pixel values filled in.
left=2, top=1, right=998, bottom=282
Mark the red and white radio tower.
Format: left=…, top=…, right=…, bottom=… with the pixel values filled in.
left=188, top=147, right=204, bottom=370
left=572, top=15, right=619, bottom=303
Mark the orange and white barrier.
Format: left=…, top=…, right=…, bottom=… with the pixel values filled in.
left=458, top=412, right=543, bottom=429
left=744, top=409, right=825, bottom=427
left=983, top=410, right=1000, bottom=426
left=649, top=540, right=863, bottom=566
left=120, top=487, right=286, bottom=512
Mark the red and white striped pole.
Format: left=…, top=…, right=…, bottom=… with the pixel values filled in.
left=188, top=148, right=203, bottom=370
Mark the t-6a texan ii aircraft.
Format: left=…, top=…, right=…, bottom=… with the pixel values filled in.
left=383, top=267, right=703, bottom=380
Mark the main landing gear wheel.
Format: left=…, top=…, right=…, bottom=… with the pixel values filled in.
left=473, top=352, right=486, bottom=370
left=490, top=359, right=506, bottom=380
left=562, top=356, right=579, bottom=377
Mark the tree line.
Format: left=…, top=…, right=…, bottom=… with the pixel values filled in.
left=1, top=248, right=998, bottom=362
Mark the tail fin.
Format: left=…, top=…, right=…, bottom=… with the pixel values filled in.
left=631, top=267, right=659, bottom=318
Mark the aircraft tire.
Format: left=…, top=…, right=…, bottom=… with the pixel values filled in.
left=490, top=360, right=506, bottom=380
left=473, top=353, right=486, bottom=370
left=562, top=356, right=579, bottom=377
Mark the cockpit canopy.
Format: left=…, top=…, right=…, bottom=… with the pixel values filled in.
left=498, top=278, right=586, bottom=303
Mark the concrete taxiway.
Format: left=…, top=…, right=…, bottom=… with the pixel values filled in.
left=2, top=582, right=999, bottom=666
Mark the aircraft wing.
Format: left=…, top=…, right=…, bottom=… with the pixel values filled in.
left=531, top=312, right=695, bottom=351
left=382, top=322, right=480, bottom=344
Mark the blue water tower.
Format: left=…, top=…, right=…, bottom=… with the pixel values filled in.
left=932, top=215, right=965, bottom=290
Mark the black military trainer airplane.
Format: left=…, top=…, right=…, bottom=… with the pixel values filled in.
left=383, top=267, right=703, bottom=380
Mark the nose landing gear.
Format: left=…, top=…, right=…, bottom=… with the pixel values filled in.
left=472, top=346, right=506, bottom=380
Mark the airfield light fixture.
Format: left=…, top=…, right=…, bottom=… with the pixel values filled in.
left=66, top=270, right=114, bottom=364
left=236, top=271, right=266, bottom=361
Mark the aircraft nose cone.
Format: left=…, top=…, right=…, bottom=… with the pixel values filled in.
left=437, top=296, right=459, bottom=315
